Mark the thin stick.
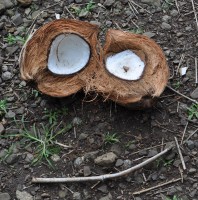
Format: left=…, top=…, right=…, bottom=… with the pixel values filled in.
left=174, top=0, right=180, bottom=13
left=191, top=0, right=198, bottom=30
left=65, top=6, right=75, bottom=19
left=32, top=148, right=171, bottom=183
left=180, top=122, right=188, bottom=145
left=174, top=137, right=186, bottom=170
left=133, top=178, right=182, bottom=195
left=195, top=57, right=198, bottom=84
left=166, top=85, right=198, bottom=104
left=184, top=128, right=198, bottom=142
left=55, top=141, right=72, bottom=149
left=130, top=0, right=152, bottom=15
left=176, top=54, right=185, bottom=75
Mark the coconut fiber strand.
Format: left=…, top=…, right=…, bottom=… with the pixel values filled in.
left=19, top=19, right=99, bottom=97
left=88, top=29, right=169, bottom=108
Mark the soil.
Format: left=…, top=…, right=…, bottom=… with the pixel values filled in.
left=0, top=0, right=198, bottom=200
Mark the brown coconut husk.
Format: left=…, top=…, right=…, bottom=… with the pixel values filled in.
left=19, top=19, right=99, bottom=97
left=88, top=29, right=169, bottom=108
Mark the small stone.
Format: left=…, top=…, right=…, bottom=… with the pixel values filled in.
left=74, top=157, right=84, bottom=167
left=73, top=192, right=81, bottom=200
left=99, top=193, right=112, bottom=200
left=0, top=149, right=7, bottom=159
left=147, top=149, right=158, bottom=157
left=0, top=123, right=5, bottom=134
left=6, top=46, right=19, bottom=54
left=139, top=149, right=147, bottom=156
left=78, top=133, right=88, bottom=140
left=75, top=0, right=82, bottom=3
left=104, top=0, right=115, bottom=7
left=94, top=152, right=117, bottom=166
left=98, top=185, right=108, bottom=193
left=19, top=81, right=26, bottom=87
left=12, top=14, right=23, bottom=26
left=6, top=154, right=19, bottom=164
left=161, top=22, right=171, bottom=30
left=58, top=190, right=67, bottom=198
left=0, top=4, right=5, bottom=14
left=51, top=154, right=60, bottom=162
left=72, top=117, right=82, bottom=126
left=123, top=159, right=132, bottom=169
left=110, top=144, right=122, bottom=156
left=190, top=87, right=198, bottom=99
left=141, top=0, right=161, bottom=7
left=176, top=32, right=183, bottom=37
left=135, top=197, right=142, bottom=200
left=167, top=187, right=177, bottom=195
left=5, top=110, right=16, bottom=119
left=25, top=153, right=34, bottom=163
left=2, top=71, right=12, bottom=81
left=83, top=165, right=91, bottom=177
left=0, top=193, right=11, bottom=200
left=143, top=32, right=155, bottom=38
left=189, top=168, right=197, bottom=174
left=16, top=190, right=33, bottom=200
left=162, top=15, right=171, bottom=22
left=115, top=159, right=124, bottom=167
left=186, top=140, right=195, bottom=150
left=170, top=9, right=178, bottom=16
left=15, top=107, right=25, bottom=115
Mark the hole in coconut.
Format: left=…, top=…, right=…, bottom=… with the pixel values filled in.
left=48, top=34, right=90, bottom=75
left=105, top=50, right=145, bottom=81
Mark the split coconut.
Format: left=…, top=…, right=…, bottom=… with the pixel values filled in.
left=20, top=19, right=169, bottom=109
left=19, top=19, right=99, bottom=97
left=90, top=29, right=169, bottom=108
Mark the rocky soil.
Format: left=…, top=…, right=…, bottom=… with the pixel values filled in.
left=0, top=0, right=198, bottom=199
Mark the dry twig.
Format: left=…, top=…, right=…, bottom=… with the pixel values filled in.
left=133, top=178, right=182, bottom=195
left=191, top=0, right=198, bottom=30
left=174, top=137, right=186, bottom=170
left=166, top=85, right=198, bottom=104
left=195, top=57, right=198, bottom=84
left=32, top=148, right=171, bottom=183
left=180, top=122, right=188, bottom=145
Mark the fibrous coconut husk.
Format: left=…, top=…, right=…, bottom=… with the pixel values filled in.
left=19, top=19, right=99, bottom=97
left=87, top=29, right=169, bottom=108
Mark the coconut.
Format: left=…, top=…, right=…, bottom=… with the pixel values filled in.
left=19, top=19, right=99, bottom=97
left=90, top=29, right=169, bottom=108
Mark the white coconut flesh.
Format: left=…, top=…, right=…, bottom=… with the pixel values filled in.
left=105, top=50, right=145, bottom=81
left=48, top=34, right=90, bottom=75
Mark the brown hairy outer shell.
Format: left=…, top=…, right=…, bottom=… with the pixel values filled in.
left=89, top=29, right=169, bottom=107
left=19, top=19, right=99, bottom=97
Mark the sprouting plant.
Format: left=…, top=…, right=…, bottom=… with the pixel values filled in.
left=31, top=89, right=40, bottom=98
left=155, top=158, right=174, bottom=168
left=86, top=0, right=95, bottom=12
left=166, top=195, right=182, bottom=200
left=44, top=107, right=69, bottom=124
left=0, top=100, right=7, bottom=115
left=1, top=123, right=72, bottom=168
left=130, top=27, right=144, bottom=34
left=4, top=33, right=26, bottom=45
left=104, top=132, right=119, bottom=145
left=188, top=103, right=198, bottom=120
left=163, top=159, right=174, bottom=167
left=173, top=81, right=180, bottom=90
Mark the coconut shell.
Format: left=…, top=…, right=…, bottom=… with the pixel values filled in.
left=89, top=29, right=169, bottom=108
left=19, top=19, right=99, bottom=97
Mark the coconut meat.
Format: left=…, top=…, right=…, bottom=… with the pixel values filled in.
left=105, top=50, right=145, bottom=81
left=48, top=34, right=90, bottom=75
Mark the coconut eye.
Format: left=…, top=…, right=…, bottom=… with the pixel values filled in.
left=48, top=33, right=90, bottom=75
left=105, top=50, right=145, bottom=81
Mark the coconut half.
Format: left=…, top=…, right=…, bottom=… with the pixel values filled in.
left=48, top=34, right=90, bottom=75
left=105, top=50, right=145, bottom=81
left=19, top=19, right=99, bottom=97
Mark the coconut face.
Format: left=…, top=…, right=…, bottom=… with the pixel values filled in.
left=105, top=50, right=145, bottom=81
left=48, top=34, right=90, bottom=75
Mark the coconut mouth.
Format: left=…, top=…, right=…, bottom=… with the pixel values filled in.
left=105, top=50, right=145, bottom=81
left=48, top=33, right=91, bottom=75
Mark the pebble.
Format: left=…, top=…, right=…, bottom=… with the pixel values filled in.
left=25, top=153, right=34, bottom=163
left=2, top=71, right=12, bottom=81
left=186, top=140, right=195, bottom=150
left=74, top=157, right=84, bottom=167
left=110, top=144, right=122, bottom=156
left=122, top=159, right=132, bottom=169
left=98, top=185, right=108, bottom=193
left=16, top=190, right=33, bottom=200
left=0, top=123, right=5, bottom=134
left=143, top=32, right=155, bottom=38
left=190, top=87, right=198, bottom=99
left=147, top=149, right=158, bottom=157
left=141, top=0, right=161, bottom=7
left=99, top=193, right=112, bottom=200
left=51, top=154, right=60, bottom=162
left=0, top=3, right=5, bottom=14
left=170, top=9, right=178, bottom=16
left=75, top=0, right=82, bottom=3
left=15, top=107, right=25, bottom=115
left=161, top=22, right=172, bottom=30
left=73, top=192, right=81, bottom=200
left=0, top=193, right=11, bottom=200
left=162, top=15, right=171, bottom=22
left=17, top=0, right=32, bottom=6
left=72, top=117, right=82, bottom=126
left=58, top=190, right=67, bottom=198
left=83, top=165, right=91, bottom=176
left=0, top=149, right=7, bottom=158
left=94, top=152, right=117, bottom=166
left=6, top=154, right=19, bottom=164
left=5, top=110, right=16, bottom=119
left=104, top=0, right=115, bottom=7
left=189, top=168, right=197, bottom=174
left=115, top=159, right=124, bottom=167
left=12, top=13, right=23, bottom=26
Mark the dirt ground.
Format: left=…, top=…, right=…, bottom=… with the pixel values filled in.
left=0, top=0, right=198, bottom=200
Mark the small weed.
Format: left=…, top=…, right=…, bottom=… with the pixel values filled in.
left=173, top=81, right=181, bottom=90
left=31, top=89, right=40, bottom=98
left=156, top=158, right=174, bottom=168
left=125, top=141, right=135, bottom=148
left=130, top=27, right=144, bottom=34
left=188, top=103, right=198, bottom=120
left=166, top=195, right=182, bottom=200
left=0, top=99, right=7, bottom=115
left=104, top=132, right=119, bottom=145
left=44, top=107, right=69, bottom=124
left=4, top=33, right=26, bottom=45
